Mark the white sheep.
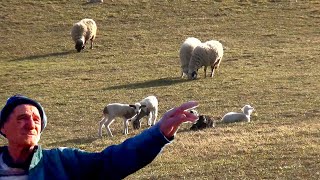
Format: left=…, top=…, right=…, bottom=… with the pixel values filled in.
left=188, top=40, right=224, bottom=80
left=132, top=96, right=158, bottom=130
left=98, top=103, right=144, bottom=137
left=179, top=37, right=202, bottom=78
left=71, top=18, right=97, bottom=52
left=221, top=105, right=255, bottom=123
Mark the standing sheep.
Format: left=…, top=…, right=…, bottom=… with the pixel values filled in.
left=179, top=37, right=202, bottom=78
left=188, top=40, right=224, bottom=80
left=71, top=18, right=97, bottom=52
left=132, top=96, right=159, bottom=130
left=98, top=103, right=145, bottom=137
left=221, top=105, right=255, bottom=123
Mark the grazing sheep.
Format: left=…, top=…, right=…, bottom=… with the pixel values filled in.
left=71, top=18, right=97, bottom=52
left=221, top=105, right=255, bottom=123
left=190, top=115, right=215, bottom=131
left=98, top=103, right=145, bottom=137
left=188, top=40, right=224, bottom=80
left=132, top=96, right=158, bottom=130
left=179, top=37, right=202, bottom=78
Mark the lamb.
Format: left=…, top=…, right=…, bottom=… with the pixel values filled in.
left=190, top=115, right=215, bottom=131
left=188, top=40, right=224, bottom=80
left=221, top=105, right=255, bottom=123
left=98, top=103, right=145, bottom=137
left=132, top=96, right=158, bottom=130
left=179, top=37, right=202, bottom=78
left=71, top=18, right=97, bottom=52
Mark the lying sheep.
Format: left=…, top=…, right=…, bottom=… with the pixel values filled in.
left=132, top=96, right=158, bottom=130
left=221, top=105, right=255, bottom=123
left=98, top=103, right=145, bottom=137
left=71, top=18, right=97, bottom=52
left=179, top=37, right=202, bottom=78
left=190, top=115, right=215, bottom=131
left=188, top=40, right=224, bottom=80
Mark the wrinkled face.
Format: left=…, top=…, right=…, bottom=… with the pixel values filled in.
left=1, top=104, right=41, bottom=148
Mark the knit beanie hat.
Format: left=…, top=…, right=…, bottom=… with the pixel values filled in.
left=0, top=95, right=47, bottom=137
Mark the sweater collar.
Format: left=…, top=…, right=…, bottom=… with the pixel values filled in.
left=0, top=145, right=42, bottom=170
left=2, top=146, right=37, bottom=170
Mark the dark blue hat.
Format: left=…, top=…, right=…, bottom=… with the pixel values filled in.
left=0, top=95, right=47, bottom=137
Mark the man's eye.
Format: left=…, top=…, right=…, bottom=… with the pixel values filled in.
left=17, top=116, right=28, bottom=121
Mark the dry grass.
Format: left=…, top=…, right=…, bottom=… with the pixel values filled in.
left=0, top=0, right=319, bottom=179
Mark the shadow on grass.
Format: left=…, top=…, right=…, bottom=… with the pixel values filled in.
left=47, top=136, right=98, bottom=147
left=10, top=50, right=75, bottom=61
left=104, top=77, right=189, bottom=90
left=82, top=2, right=103, bottom=5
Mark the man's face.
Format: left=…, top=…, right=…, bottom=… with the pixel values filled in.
left=1, top=104, right=41, bottom=147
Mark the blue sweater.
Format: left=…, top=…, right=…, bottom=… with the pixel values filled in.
left=0, top=125, right=171, bottom=180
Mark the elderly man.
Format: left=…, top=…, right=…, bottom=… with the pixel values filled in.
left=0, top=94, right=198, bottom=179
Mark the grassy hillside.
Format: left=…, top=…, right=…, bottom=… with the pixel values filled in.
left=0, top=0, right=319, bottom=179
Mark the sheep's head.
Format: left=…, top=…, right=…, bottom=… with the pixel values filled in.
left=132, top=108, right=150, bottom=129
left=75, top=39, right=85, bottom=52
left=189, top=109, right=199, bottom=117
left=241, top=105, right=254, bottom=115
left=188, top=71, right=198, bottom=80
left=129, top=103, right=143, bottom=114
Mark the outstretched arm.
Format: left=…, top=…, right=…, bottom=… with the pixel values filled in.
left=158, top=101, right=199, bottom=138
left=61, top=101, right=199, bottom=179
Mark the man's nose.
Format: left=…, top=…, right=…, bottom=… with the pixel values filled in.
left=25, top=117, right=36, bottom=129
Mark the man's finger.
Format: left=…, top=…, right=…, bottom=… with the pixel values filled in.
left=177, top=101, right=199, bottom=111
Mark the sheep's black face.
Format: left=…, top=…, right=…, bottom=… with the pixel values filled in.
left=75, top=40, right=84, bottom=52
left=191, top=71, right=197, bottom=80
left=132, top=119, right=141, bottom=129
left=132, top=109, right=148, bottom=129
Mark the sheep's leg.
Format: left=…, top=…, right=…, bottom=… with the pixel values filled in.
left=210, top=66, right=215, bottom=77
left=211, top=59, right=221, bottom=77
left=147, top=113, right=153, bottom=126
left=104, top=118, right=115, bottom=137
left=83, top=40, right=86, bottom=49
left=98, top=116, right=107, bottom=138
left=180, top=70, right=184, bottom=78
left=90, top=36, right=94, bottom=49
left=90, top=40, right=94, bottom=49
left=153, top=108, right=158, bottom=125
left=215, top=58, right=221, bottom=69
left=123, top=118, right=129, bottom=135
left=204, top=66, right=207, bottom=78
